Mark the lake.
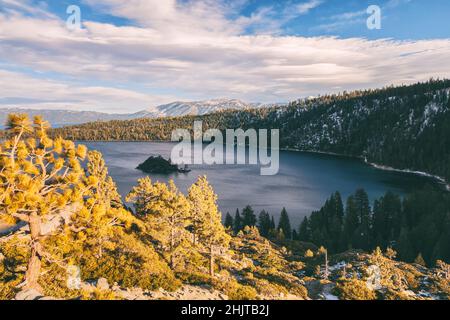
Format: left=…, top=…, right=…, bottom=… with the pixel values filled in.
left=83, top=141, right=438, bottom=227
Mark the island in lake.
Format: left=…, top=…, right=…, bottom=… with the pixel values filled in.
left=136, top=155, right=191, bottom=174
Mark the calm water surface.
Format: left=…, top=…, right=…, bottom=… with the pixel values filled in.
left=83, top=142, right=437, bottom=226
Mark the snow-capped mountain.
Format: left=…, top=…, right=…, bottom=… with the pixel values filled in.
left=137, top=99, right=268, bottom=118
left=0, top=99, right=272, bottom=127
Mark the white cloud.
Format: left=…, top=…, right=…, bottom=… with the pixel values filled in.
left=385, top=0, right=412, bottom=9
left=0, top=70, right=176, bottom=113
left=315, top=0, right=412, bottom=32
left=0, top=0, right=55, bottom=18
left=0, top=0, right=449, bottom=112
left=296, top=0, right=323, bottom=15
left=82, top=0, right=244, bottom=36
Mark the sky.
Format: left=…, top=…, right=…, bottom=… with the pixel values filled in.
left=0, top=0, right=450, bottom=113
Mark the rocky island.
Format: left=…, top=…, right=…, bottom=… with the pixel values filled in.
left=136, top=156, right=190, bottom=174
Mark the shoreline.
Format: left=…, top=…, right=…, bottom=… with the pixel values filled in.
left=365, top=161, right=450, bottom=192
left=76, top=140, right=449, bottom=191
left=282, top=147, right=450, bottom=191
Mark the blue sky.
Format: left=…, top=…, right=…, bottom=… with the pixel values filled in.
left=39, top=0, right=450, bottom=40
left=0, top=0, right=449, bottom=113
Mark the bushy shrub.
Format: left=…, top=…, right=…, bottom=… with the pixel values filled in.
left=81, top=288, right=119, bottom=300
left=333, top=279, right=377, bottom=300
left=80, top=232, right=181, bottom=292
left=382, top=288, right=413, bottom=300
left=227, top=283, right=258, bottom=300
left=250, top=278, right=288, bottom=298
left=0, top=235, right=28, bottom=300
left=176, top=272, right=213, bottom=286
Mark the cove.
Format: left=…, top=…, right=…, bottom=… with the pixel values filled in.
left=82, top=141, right=439, bottom=227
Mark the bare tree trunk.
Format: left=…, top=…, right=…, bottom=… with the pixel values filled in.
left=323, top=249, right=329, bottom=280
left=171, top=227, right=175, bottom=250
left=24, top=213, right=42, bottom=291
left=209, top=245, right=214, bottom=277
left=170, top=226, right=175, bottom=269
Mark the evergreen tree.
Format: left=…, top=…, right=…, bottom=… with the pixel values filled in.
left=277, top=208, right=292, bottom=240
left=126, top=178, right=191, bottom=269
left=257, top=210, right=272, bottom=237
left=372, top=192, right=402, bottom=249
left=233, top=209, right=242, bottom=234
left=353, top=189, right=371, bottom=250
left=432, top=229, right=450, bottom=263
left=343, top=195, right=359, bottom=249
left=224, top=212, right=234, bottom=230
left=298, top=216, right=310, bottom=242
left=270, top=215, right=276, bottom=230
left=0, top=114, right=91, bottom=291
left=86, top=150, right=122, bottom=210
left=397, top=228, right=414, bottom=262
left=329, top=192, right=344, bottom=251
left=241, top=205, right=256, bottom=228
left=73, top=150, right=134, bottom=259
left=191, top=176, right=230, bottom=276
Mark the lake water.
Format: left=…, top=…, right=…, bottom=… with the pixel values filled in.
left=83, top=141, right=437, bottom=227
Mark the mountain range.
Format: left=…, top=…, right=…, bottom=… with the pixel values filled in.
left=0, top=99, right=274, bottom=127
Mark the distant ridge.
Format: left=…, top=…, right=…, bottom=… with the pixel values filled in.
left=0, top=99, right=276, bottom=127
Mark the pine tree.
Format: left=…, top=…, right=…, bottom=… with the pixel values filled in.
left=86, top=150, right=122, bottom=210
left=190, top=176, right=230, bottom=277
left=224, top=212, right=234, bottom=230
left=233, top=209, right=242, bottom=234
left=270, top=215, right=276, bottom=230
left=353, top=189, right=371, bottom=250
left=432, top=230, right=450, bottom=263
left=70, top=151, right=135, bottom=259
left=126, top=178, right=191, bottom=269
left=397, top=228, right=414, bottom=262
left=278, top=208, right=292, bottom=240
left=298, top=216, right=310, bottom=241
left=0, top=114, right=91, bottom=291
left=257, top=210, right=272, bottom=237
left=329, top=192, right=344, bottom=252
left=372, top=192, right=402, bottom=249
left=344, top=195, right=359, bottom=249
left=241, top=205, right=256, bottom=228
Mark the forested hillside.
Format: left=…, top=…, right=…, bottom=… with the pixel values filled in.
left=295, top=188, right=450, bottom=266
left=1, top=115, right=449, bottom=300
left=48, top=79, right=450, bottom=182
left=227, top=185, right=450, bottom=268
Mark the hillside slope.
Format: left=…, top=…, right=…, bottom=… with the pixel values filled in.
left=1, top=115, right=449, bottom=300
